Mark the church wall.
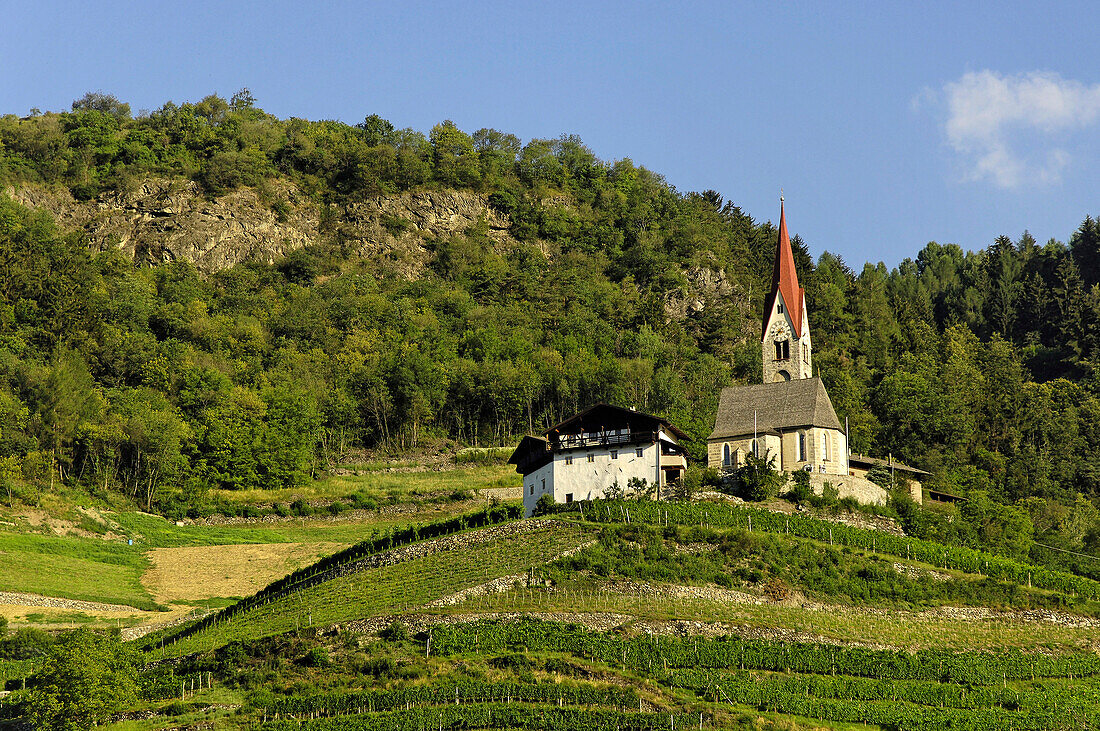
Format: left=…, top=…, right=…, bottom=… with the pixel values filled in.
left=805, top=427, right=848, bottom=476
left=707, top=434, right=780, bottom=471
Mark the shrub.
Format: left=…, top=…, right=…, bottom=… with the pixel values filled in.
left=788, top=469, right=814, bottom=504
left=488, top=653, right=534, bottom=671
left=533, top=494, right=556, bottom=516
left=0, top=627, right=53, bottom=660
left=379, top=620, right=409, bottom=642
left=358, top=657, right=397, bottom=679
left=348, top=492, right=378, bottom=510
left=302, top=647, right=330, bottom=667
left=738, top=453, right=785, bottom=502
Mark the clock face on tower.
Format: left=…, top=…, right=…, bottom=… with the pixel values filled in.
left=772, top=321, right=791, bottom=341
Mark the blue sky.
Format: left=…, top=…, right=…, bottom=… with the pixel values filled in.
left=2, top=1, right=1098, bottom=267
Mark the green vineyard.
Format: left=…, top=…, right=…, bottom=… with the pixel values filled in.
left=564, top=499, right=1100, bottom=600
left=153, top=523, right=592, bottom=658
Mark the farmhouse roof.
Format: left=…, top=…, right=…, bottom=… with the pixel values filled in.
left=762, top=200, right=805, bottom=339
left=709, top=377, right=841, bottom=440
left=507, top=435, right=552, bottom=474
left=543, top=403, right=687, bottom=441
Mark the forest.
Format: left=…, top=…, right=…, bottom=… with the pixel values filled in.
left=1, top=90, right=1099, bottom=556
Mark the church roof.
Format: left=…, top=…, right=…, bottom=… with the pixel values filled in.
left=709, top=377, right=842, bottom=440
left=762, top=201, right=805, bottom=339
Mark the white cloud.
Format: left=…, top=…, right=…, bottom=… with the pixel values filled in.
left=936, top=70, right=1100, bottom=188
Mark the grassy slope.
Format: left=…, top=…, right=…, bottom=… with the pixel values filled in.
left=0, top=464, right=517, bottom=614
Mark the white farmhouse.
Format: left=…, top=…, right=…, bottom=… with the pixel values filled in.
left=509, top=403, right=689, bottom=517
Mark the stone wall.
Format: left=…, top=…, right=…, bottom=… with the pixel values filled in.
left=807, top=472, right=887, bottom=506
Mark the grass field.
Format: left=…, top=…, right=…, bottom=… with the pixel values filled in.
left=155, top=522, right=592, bottom=658
left=0, top=464, right=517, bottom=620
left=211, top=463, right=519, bottom=505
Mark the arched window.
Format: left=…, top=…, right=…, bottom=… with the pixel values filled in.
left=722, top=443, right=731, bottom=466
left=822, top=432, right=829, bottom=461
left=797, top=431, right=805, bottom=461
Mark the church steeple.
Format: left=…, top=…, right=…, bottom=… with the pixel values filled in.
left=761, top=198, right=812, bottom=383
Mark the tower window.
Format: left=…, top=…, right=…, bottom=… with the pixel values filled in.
left=775, top=340, right=790, bottom=360
left=777, top=302, right=784, bottom=313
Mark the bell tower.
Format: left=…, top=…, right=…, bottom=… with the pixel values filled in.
left=762, top=198, right=812, bottom=383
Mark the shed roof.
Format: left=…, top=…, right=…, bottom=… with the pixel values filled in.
left=848, top=453, right=929, bottom=476
left=709, top=377, right=841, bottom=440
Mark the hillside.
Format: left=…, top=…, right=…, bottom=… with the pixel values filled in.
left=6, top=490, right=1100, bottom=729
left=3, top=93, right=1100, bottom=728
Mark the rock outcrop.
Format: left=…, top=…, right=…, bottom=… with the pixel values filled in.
left=5, top=180, right=516, bottom=276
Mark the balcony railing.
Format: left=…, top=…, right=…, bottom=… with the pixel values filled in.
left=550, top=430, right=655, bottom=450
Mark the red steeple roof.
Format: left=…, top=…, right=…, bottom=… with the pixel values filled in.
left=762, top=200, right=805, bottom=339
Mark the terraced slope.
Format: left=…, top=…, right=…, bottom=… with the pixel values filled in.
left=153, top=520, right=592, bottom=658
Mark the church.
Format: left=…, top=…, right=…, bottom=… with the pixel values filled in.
left=708, top=200, right=850, bottom=479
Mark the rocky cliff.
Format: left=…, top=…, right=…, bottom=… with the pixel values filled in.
left=5, top=179, right=516, bottom=276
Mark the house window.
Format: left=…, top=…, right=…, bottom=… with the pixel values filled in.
left=530, top=484, right=534, bottom=495
left=610, top=450, right=618, bottom=460
left=723, top=443, right=731, bottom=466
left=635, top=447, right=643, bottom=457
left=587, top=454, right=595, bottom=463
left=565, top=493, right=573, bottom=503
left=565, top=455, right=573, bottom=465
